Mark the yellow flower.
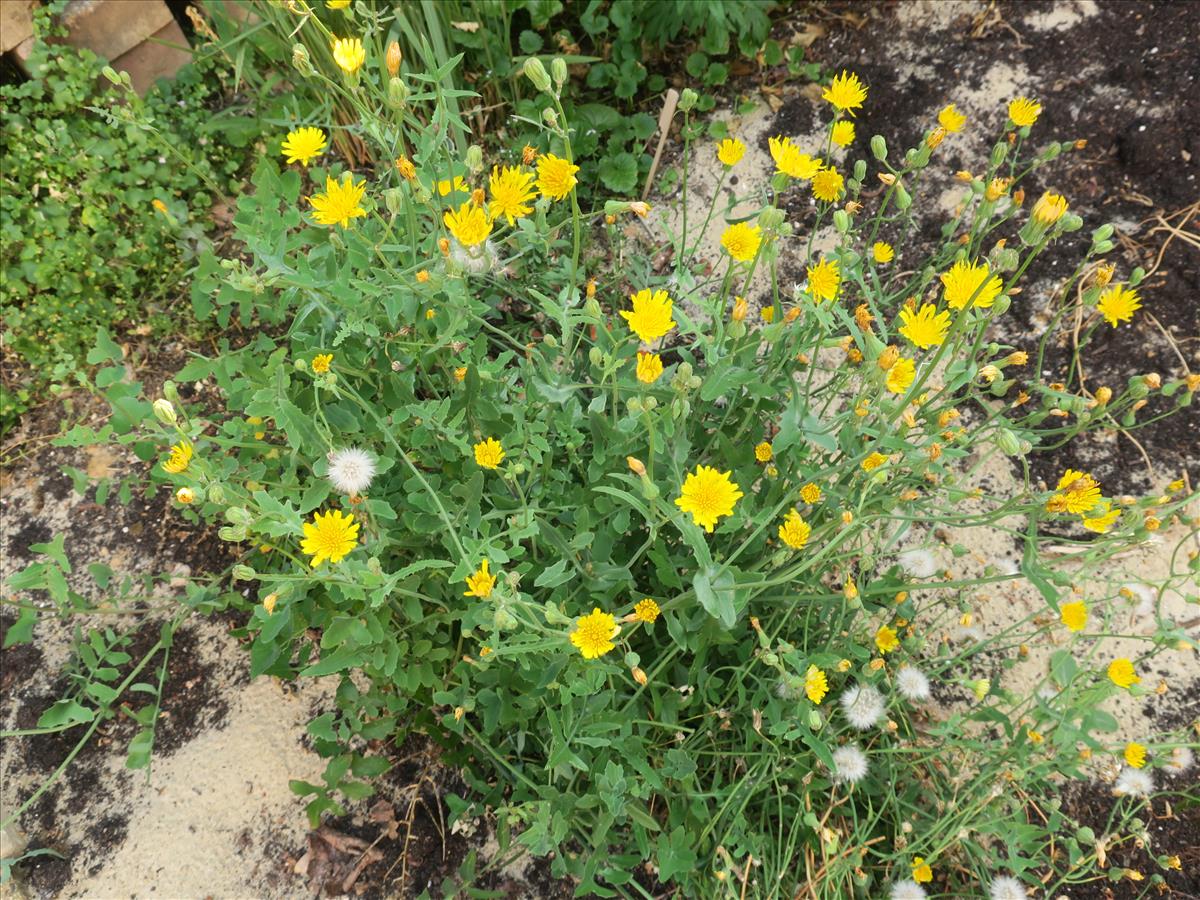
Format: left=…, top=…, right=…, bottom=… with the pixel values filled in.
left=395, top=156, right=416, bottom=180
left=1082, top=501, right=1120, bottom=534
left=768, top=136, right=821, bottom=179
left=1046, top=469, right=1102, bottom=514
left=1096, top=285, right=1141, bottom=327
left=326, top=0, right=350, bottom=8
left=1032, top=191, right=1068, bottom=226
left=488, top=165, right=536, bottom=225
left=912, top=858, right=933, bottom=885
left=331, top=37, right=365, bottom=74
left=862, top=452, right=888, bottom=471
left=310, top=174, right=367, bottom=229
left=761, top=307, right=775, bottom=323
left=443, top=201, right=493, bottom=247
left=536, top=153, right=579, bottom=201
left=633, top=598, right=660, bottom=623
left=940, top=259, right=1003, bottom=310
left=1107, top=657, right=1140, bottom=689
left=311, top=353, right=333, bottom=373
left=464, top=559, right=496, bottom=598
left=721, top=222, right=762, bottom=262
left=675, top=464, right=743, bottom=533
left=300, top=509, right=359, bottom=567
left=754, top=441, right=773, bottom=463
left=1059, top=600, right=1088, bottom=632
left=778, top=510, right=811, bottom=549
left=811, top=166, right=845, bottom=203
left=823, top=70, right=868, bottom=114
left=635, top=351, right=664, bottom=384
left=886, top=357, right=916, bottom=394
left=570, top=608, right=620, bottom=659
left=454, top=366, right=468, bottom=382
left=938, top=103, right=966, bottom=133
left=152, top=198, right=169, bottom=215
left=875, top=625, right=900, bottom=654
left=1122, top=741, right=1147, bottom=768
left=800, top=482, right=822, bottom=504
left=281, top=127, right=327, bottom=166
left=1008, top=96, right=1042, bottom=128
left=163, top=440, right=192, bottom=474
left=620, top=289, right=676, bottom=343
left=473, top=437, right=505, bottom=469
left=830, top=120, right=855, bottom=147
left=731, top=295, right=749, bottom=322
left=175, top=487, right=194, bottom=505
left=872, top=242, right=894, bottom=263
left=437, top=175, right=467, bottom=196
left=717, top=137, right=746, bottom=166
left=806, top=256, right=840, bottom=302
left=804, top=665, right=828, bottom=704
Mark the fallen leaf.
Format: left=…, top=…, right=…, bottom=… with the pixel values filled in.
left=451, top=20, right=480, bottom=32
left=793, top=22, right=825, bottom=48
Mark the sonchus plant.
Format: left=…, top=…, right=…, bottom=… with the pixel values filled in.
left=80, top=26, right=1199, bottom=900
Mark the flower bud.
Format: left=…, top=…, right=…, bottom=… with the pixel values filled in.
left=853, top=159, right=867, bottom=181
left=631, top=666, right=648, bottom=686
left=551, top=56, right=568, bottom=85
left=153, top=398, right=177, bottom=425
left=1093, top=386, right=1112, bottom=406
left=996, top=428, right=1022, bottom=456
left=894, top=182, right=912, bottom=211
left=626, top=457, right=646, bottom=477
left=833, top=209, right=850, bottom=233
left=175, top=487, right=195, bottom=504
left=292, top=44, right=313, bottom=76
left=877, top=345, right=899, bottom=371
left=383, top=187, right=403, bottom=215
left=1143, top=373, right=1161, bottom=390
left=387, top=76, right=408, bottom=109
left=870, top=135, right=887, bottom=160
left=523, top=57, right=551, bottom=92
left=584, top=296, right=601, bottom=319
left=161, top=380, right=179, bottom=402
left=542, top=107, right=557, bottom=125
left=757, top=206, right=785, bottom=231
left=1042, top=141, right=1062, bottom=161
left=386, top=41, right=402, bottom=77
left=731, top=296, right=748, bottom=322
left=990, top=141, right=1008, bottom=168
left=1129, top=266, right=1146, bottom=287
left=232, top=564, right=256, bottom=582
left=465, top=144, right=484, bottom=174
left=679, top=88, right=698, bottom=111
left=588, top=346, right=603, bottom=367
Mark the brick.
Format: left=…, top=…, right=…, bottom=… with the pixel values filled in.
left=0, top=0, right=36, bottom=54
left=108, top=18, right=191, bottom=94
left=61, top=0, right=174, bottom=62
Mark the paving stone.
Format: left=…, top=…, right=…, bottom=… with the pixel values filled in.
left=108, top=18, right=192, bottom=95
left=0, top=0, right=36, bottom=54
left=60, top=0, right=174, bottom=61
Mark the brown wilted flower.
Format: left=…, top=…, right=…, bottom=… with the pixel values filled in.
left=854, top=303, right=875, bottom=331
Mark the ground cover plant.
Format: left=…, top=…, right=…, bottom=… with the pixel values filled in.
left=3, top=1, right=1198, bottom=897
left=0, top=4, right=251, bottom=431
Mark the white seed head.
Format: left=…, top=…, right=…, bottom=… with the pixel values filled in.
left=831, top=744, right=869, bottom=784
left=988, top=875, right=1027, bottom=899
left=895, top=666, right=931, bottom=701
left=898, top=548, right=938, bottom=579
left=1166, top=746, right=1194, bottom=775
left=890, top=880, right=927, bottom=900
left=1113, top=767, right=1155, bottom=798
left=840, top=683, right=885, bottom=730
left=327, top=447, right=376, bottom=496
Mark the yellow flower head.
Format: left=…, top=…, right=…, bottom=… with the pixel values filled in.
left=1124, top=742, right=1147, bottom=768
left=443, top=201, right=493, bottom=247
left=862, top=452, right=889, bottom=472
left=281, top=126, right=327, bottom=166
left=310, top=174, right=367, bottom=229
left=831, top=120, right=855, bottom=147
left=633, top=598, right=660, bottom=624
left=941, top=259, right=1003, bottom=310
left=717, top=137, right=746, bottom=166
left=675, top=464, right=743, bottom=533
left=806, top=256, right=840, bottom=303
left=805, top=665, right=828, bottom=704
left=395, top=156, right=417, bottom=180
left=1096, top=285, right=1141, bottom=327
left=311, top=353, right=333, bottom=373
left=1032, top=191, right=1069, bottom=226
left=1082, top=501, right=1120, bottom=533
left=875, top=624, right=900, bottom=654
left=570, top=608, right=620, bottom=659
left=1107, top=657, right=1140, bottom=689
left=635, top=351, right=664, bottom=384
left=731, top=295, right=749, bottom=322
left=473, top=437, right=505, bottom=469
left=761, top=307, right=775, bottom=323
left=331, top=37, right=366, bottom=74
left=620, top=289, right=676, bottom=343
left=754, top=441, right=773, bottom=463
left=163, top=440, right=193, bottom=475
left=872, top=242, right=894, bottom=264
left=911, top=858, right=933, bottom=885
left=811, top=166, right=845, bottom=203
left=800, top=482, right=823, bottom=504
left=464, top=559, right=496, bottom=598
left=300, top=509, right=359, bottom=567
left=326, top=0, right=350, bottom=8
left=1046, top=469, right=1102, bottom=515
left=938, top=103, right=966, bottom=133
left=437, top=175, right=467, bottom=197
left=488, top=165, right=536, bottom=225
left=721, top=222, right=762, bottom=262
left=768, top=136, right=821, bottom=180
left=778, top=510, right=811, bottom=549
left=1059, top=600, right=1088, bottom=632
left=1008, top=96, right=1042, bottom=128
left=823, top=70, right=868, bottom=114
left=886, top=357, right=916, bottom=394
left=898, top=304, right=952, bottom=349
left=536, top=153, right=579, bottom=201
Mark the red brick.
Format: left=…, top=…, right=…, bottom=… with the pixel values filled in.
left=61, top=0, right=174, bottom=61
left=108, top=18, right=191, bottom=95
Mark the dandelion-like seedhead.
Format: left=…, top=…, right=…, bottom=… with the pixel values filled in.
left=889, top=880, right=927, bottom=900
left=988, top=876, right=1027, bottom=900
left=840, top=683, right=885, bottom=730
left=832, top=744, right=869, bottom=784
left=895, top=666, right=931, bottom=702
left=327, top=447, right=376, bottom=496
left=1113, top=767, right=1154, bottom=798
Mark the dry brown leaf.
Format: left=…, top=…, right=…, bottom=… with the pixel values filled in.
left=793, top=22, right=825, bottom=48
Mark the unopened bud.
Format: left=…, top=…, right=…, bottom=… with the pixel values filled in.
left=153, top=398, right=177, bottom=425
left=551, top=56, right=568, bottom=85
left=877, top=345, right=899, bottom=371
left=175, top=487, right=195, bottom=504
left=387, top=76, right=408, bottom=108
left=292, top=43, right=313, bottom=76
left=465, top=145, right=484, bottom=174
left=870, top=135, right=887, bottom=160
left=631, top=666, right=647, bottom=686
left=626, top=457, right=646, bottom=477
left=386, top=41, right=402, bottom=77
left=679, top=88, right=698, bottom=111
left=523, top=57, right=551, bottom=92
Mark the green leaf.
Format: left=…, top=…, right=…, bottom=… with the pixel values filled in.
left=597, top=152, right=638, bottom=193
left=2, top=607, right=38, bottom=648
left=36, top=699, right=94, bottom=729
left=534, top=558, right=574, bottom=589
left=86, top=327, right=123, bottom=365
left=693, top=567, right=737, bottom=629
left=656, top=826, right=698, bottom=883
left=29, top=533, right=71, bottom=572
